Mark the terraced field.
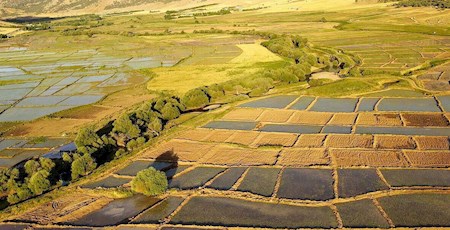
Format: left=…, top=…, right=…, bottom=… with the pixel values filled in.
left=7, top=95, right=448, bottom=229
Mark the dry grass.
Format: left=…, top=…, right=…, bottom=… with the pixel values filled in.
left=331, top=149, right=409, bottom=167
left=288, top=111, right=333, bottom=125
left=199, top=145, right=278, bottom=166
left=327, top=113, right=358, bottom=125
left=374, top=135, right=416, bottom=149
left=404, top=150, right=450, bottom=167
left=221, top=108, right=264, bottom=121
left=176, top=129, right=213, bottom=142
left=277, top=148, right=330, bottom=166
left=203, top=130, right=236, bottom=143
left=356, top=113, right=403, bottom=126
left=257, top=109, right=294, bottom=123
left=325, top=134, right=373, bottom=148
left=225, top=131, right=261, bottom=146
left=414, top=136, right=449, bottom=150
left=55, top=196, right=113, bottom=223
left=401, top=113, right=449, bottom=127
left=140, top=139, right=216, bottom=162
left=252, top=132, right=298, bottom=147
left=294, top=134, right=327, bottom=148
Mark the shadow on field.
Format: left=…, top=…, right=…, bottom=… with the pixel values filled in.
left=156, top=150, right=179, bottom=167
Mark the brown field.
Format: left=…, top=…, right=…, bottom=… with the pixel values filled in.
left=176, top=129, right=213, bottom=142
left=401, top=113, right=449, bottom=127
left=294, top=134, right=327, bottom=148
left=141, top=140, right=216, bottom=162
left=257, top=109, right=294, bottom=123
left=327, top=113, right=358, bottom=125
left=404, top=150, right=450, bottom=167
left=253, top=133, right=298, bottom=147
left=414, top=136, right=450, bottom=150
left=325, top=134, right=373, bottom=148
left=199, top=145, right=278, bottom=166
left=203, top=130, right=236, bottom=143
left=277, top=148, right=330, bottom=166
left=225, top=131, right=261, bottom=146
left=14, top=194, right=101, bottom=224
left=221, top=108, right=264, bottom=121
left=331, top=149, right=409, bottom=167
left=374, top=135, right=416, bottom=149
left=356, top=113, right=403, bottom=126
left=288, top=111, right=333, bottom=125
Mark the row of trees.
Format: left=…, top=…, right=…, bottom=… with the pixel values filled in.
left=393, top=0, right=449, bottom=8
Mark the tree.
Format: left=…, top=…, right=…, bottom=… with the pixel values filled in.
left=24, top=160, right=40, bottom=176
left=160, top=103, right=181, bottom=121
left=28, top=170, right=51, bottom=195
left=7, top=184, right=32, bottom=204
left=71, top=154, right=97, bottom=180
left=182, top=88, right=210, bottom=109
left=131, top=167, right=168, bottom=196
left=75, top=126, right=99, bottom=149
left=39, top=158, right=55, bottom=172
left=113, top=114, right=141, bottom=138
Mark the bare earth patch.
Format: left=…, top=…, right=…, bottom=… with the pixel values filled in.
left=253, top=133, right=298, bottom=147
left=327, top=113, right=358, bottom=125
left=414, top=136, right=449, bottom=150
left=375, top=135, right=416, bottom=149
left=332, top=149, right=408, bottom=167
left=141, top=140, right=216, bottom=162
left=404, top=150, right=450, bottom=167
left=226, top=131, right=261, bottom=146
left=221, top=108, right=264, bottom=121
left=357, top=113, right=403, bottom=126
left=199, top=145, right=278, bottom=166
left=288, top=111, right=333, bottom=125
left=325, top=134, right=373, bottom=148
left=401, top=113, right=449, bottom=127
left=277, top=148, right=330, bottom=166
left=176, top=129, right=213, bottom=142
left=294, top=134, right=327, bottom=148
left=257, top=109, right=294, bottom=123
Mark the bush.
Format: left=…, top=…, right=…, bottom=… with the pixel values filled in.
left=160, top=103, right=181, bottom=120
left=131, top=167, right=168, bottom=196
left=28, top=170, right=51, bottom=195
left=71, top=154, right=97, bottom=180
left=7, top=185, right=33, bottom=204
left=182, top=88, right=210, bottom=109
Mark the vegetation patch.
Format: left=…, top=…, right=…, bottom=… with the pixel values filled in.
left=401, top=113, right=449, bottom=127
left=328, top=113, right=357, bottom=125
left=294, top=134, right=326, bottom=148
left=199, top=145, right=278, bottom=166
left=381, top=169, right=450, bottom=187
left=169, top=167, right=226, bottom=190
left=379, top=194, right=450, bottom=227
left=337, top=199, right=390, bottom=228
left=221, top=108, right=264, bottom=121
left=253, top=133, right=298, bottom=147
left=288, top=111, right=333, bottom=125
left=338, top=169, right=389, bottom=198
left=356, top=113, right=403, bottom=126
left=170, top=196, right=338, bottom=228
left=257, top=110, right=294, bottom=123
left=403, top=150, right=450, bottom=167
left=277, top=168, right=334, bottom=200
left=237, top=167, right=280, bottom=197
left=414, top=136, right=449, bottom=150
left=207, top=167, right=247, bottom=190
left=325, top=134, right=373, bottom=148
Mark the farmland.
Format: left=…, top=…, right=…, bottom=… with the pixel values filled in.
left=1, top=0, right=450, bottom=229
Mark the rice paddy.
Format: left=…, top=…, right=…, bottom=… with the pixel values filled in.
left=2, top=0, right=450, bottom=228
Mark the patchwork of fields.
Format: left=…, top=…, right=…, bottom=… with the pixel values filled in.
left=7, top=95, right=449, bottom=229
left=0, top=47, right=178, bottom=122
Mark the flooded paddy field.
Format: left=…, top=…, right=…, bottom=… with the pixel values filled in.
left=0, top=48, right=179, bottom=122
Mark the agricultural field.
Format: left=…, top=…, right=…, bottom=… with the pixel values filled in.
left=1, top=0, right=450, bottom=229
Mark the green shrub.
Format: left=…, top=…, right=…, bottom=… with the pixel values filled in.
left=113, top=114, right=141, bottom=138
left=160, top=103, right=181, bottom=120
left=28, top=170, right=51, bottom=195
left=182, top=88, right=210, bottom=109
left=131, top=167, right=168, bottom=196
left=71, top=154, right=97, bottom=180
left=75, top=126, right=100, bottom=149
left=7, top=185, right=32, bottom=204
